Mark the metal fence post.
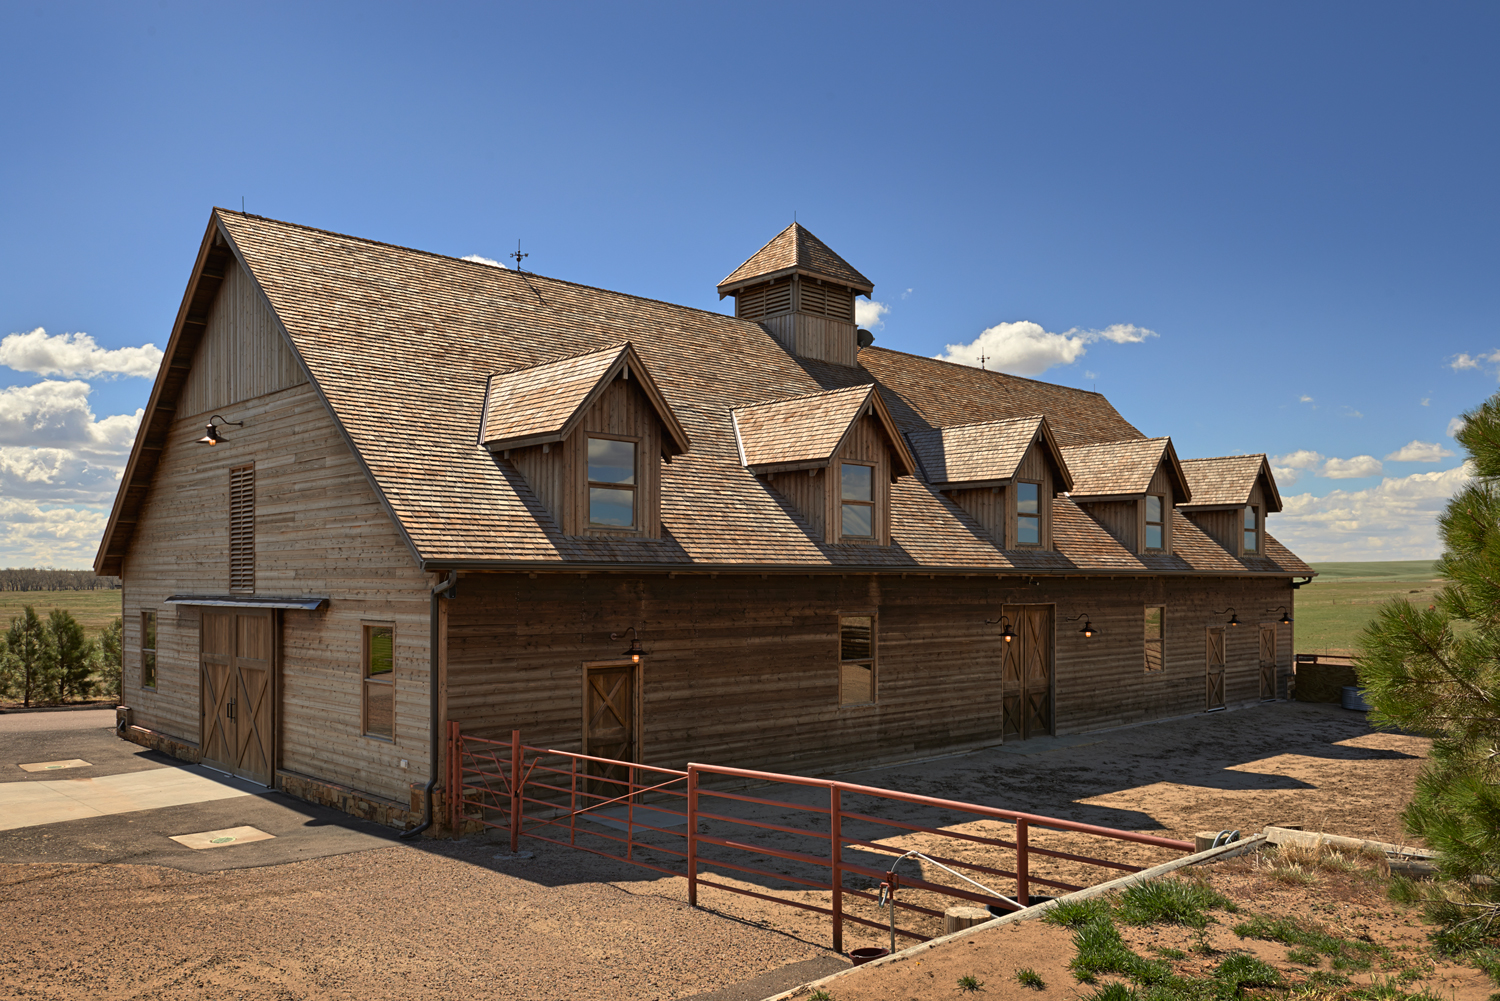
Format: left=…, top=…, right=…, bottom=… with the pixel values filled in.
left=830, top=784, right=843, bottom=954
left=1016, top=818, right=1030, bottom=907
left=687, top=766, right=699, bottom=908
left=510, top=728, right=521, bottom=853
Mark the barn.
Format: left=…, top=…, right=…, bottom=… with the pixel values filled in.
left=97, top=211, right=1311, bottom=831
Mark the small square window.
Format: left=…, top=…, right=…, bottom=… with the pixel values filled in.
left=363, top=625, right=394, bottom=740
left=1144, top=606, right=1164, bottom=673
left=588, top=438, right=637, bottom=528
left=840, top=463, right=874, bottom=539
left=1145, top=495, right=1165, bottom=551
left=839, top=615, right=875, bottom=705
left=1016, top=482, right=1041, bottom=546
left=141, top=611, right=157, bottom=689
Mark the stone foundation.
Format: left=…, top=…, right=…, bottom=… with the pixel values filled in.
left=120, top=722, right=202, bottom=764
left=275, top=769, right=419, bottom=832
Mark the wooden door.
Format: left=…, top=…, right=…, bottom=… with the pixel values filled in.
left=1258, top=624, right=1277, bottom=701
left=1001, top=605, right=1054, bottom=741
left=199, top=610, right=276, bottom=785
left=583, top=663, right=638, bottom=801
left=1205, top=627, right=1227, bottom=710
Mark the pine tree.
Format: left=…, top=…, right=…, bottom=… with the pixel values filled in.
left=44, top=609, right=95, bottom=703
left=2, top=607, right=55, bottom=707
left=98, top=616, right=123, bottom=702
left=1358, top=393, right=1500, bottom=948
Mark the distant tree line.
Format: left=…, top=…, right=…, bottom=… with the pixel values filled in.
left=0, top=569, right=121, bottom=591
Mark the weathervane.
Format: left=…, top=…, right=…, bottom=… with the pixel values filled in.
left=509, top=239, right=528, bottom=271
left=978, top=352, right=988, bottom=370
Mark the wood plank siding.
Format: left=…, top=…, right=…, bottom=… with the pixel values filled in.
left=178, top=261, right=307, bottom=418
left=122, top=377, right=432, bottom=802
left=759, top=313, right=860, bottom=367
left=444, top=572, right=1294, bottom=777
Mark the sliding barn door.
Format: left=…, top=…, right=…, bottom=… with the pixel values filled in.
left=1205, top=627, right=1227, bottom=711
left=199, top=610, right=276, bottom=785
left=1258, top=624, right=1278, bottom=701
left=1000, top=605, right=1054, bottom=741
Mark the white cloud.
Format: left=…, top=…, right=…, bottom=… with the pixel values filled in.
left=0, top=328, right=163, bottom=379
left=934, top=321, right=1157, bottom=376
left=0, top=496, right=111, bottom=568
left=1421, top=398, right=1431, bottom=407
left=1384, top=440, right=1454, bottom=462
left=0, top=447, right=124, bottom=503
left=461, top=254, right=507, bottom=268
left=1449, top=351, right=1500, bottom=372
left=855, top=300, right=890, bottom=329
left=1273, top=449, right=1325, bottom=470
left=1321, top=455, right=1382, bottom=478
left=0, top=380, right=142, bottom=454
left=1299, top=394, right=1313, bottom=403
left=1269, top=463, right=1473, bottom=561
left=1448, top=416, right=1466, bottom=437
left=1271, top=449, right=1383, bottom=481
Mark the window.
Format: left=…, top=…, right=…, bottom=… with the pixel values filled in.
left=1016, top=482, right=1041, bottom=545
left=1243, top=505, right=1259, bottom=554
left=1144, top=606, right=1164, bottom=672
left=839, top=615, right=875, bottom=705
left=141, top=611, right=157, bottom=689
left=1145, top=495, right=1165, bottom=551
left=840, top=462, right=874, bottom=538
left=587, top=437, right=637, bottom=528
left=363, top=625, right=395, bottom=740
left=229, top=464, right=254, bottom=592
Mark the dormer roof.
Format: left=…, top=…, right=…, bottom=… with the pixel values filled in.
left=906, top=416, right=1074, bottom=492
left=717, top=223, right=874, bottom=297
left=479, top=341, right=690, bottom=455
left=732, top=384, right=915, bottom=477
left=1179, top=454, right=1282, bottom=512
left=1060, top=437, right=1191, bottom=502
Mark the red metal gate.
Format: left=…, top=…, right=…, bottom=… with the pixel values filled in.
left=448, top=724, right=1193, bottom=951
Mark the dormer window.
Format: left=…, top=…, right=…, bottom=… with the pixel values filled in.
left=588, top=437, right=637, bottom=528
left=1145, top=495, right=1165, bottom=551
left=1016, top=482, right=1041, bottom=545
left=1243, top=505, right=1259, bottom=554
left=840, top=462, right=875, bottom=538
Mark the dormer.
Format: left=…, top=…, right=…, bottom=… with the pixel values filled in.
left=480, top=343, right=690, bottom=539
left=717, top=223, right=876, bottom=368
left=1058, top=438, right=1191, bottom=555
left=1179, top=454, right=1283, bottom=559
left=906, top=417, right=1073, bottom=551
left=733, top=385, right=915, bottom=545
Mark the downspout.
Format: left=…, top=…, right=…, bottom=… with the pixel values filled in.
left=400, top=570, right=457, bottom=840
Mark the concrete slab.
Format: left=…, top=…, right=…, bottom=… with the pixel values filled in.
left=170, top=825, right=275, bottom=849
left=588, top=803, right=689, bottom=831
left=0, top=708, right=117, bottom=733
left=18, top=758, right=91, bottom=772
left=0, top=763, right=262, bottom=830
left=1, top=715, right=170, bottom=782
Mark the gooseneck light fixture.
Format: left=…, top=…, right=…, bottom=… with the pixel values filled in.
left=1268, top=606, right=1293, bottom=625
left=1066, top=612, right=1098, bottom=638
left=984, top=614, right=1017, bottom=643
left=196, top=415, right=244, bottom=446
left=609, top=626, right=648, bottom=663
left=1213, top=607, right=1241, bottom=627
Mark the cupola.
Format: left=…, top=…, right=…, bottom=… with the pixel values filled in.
left=718, top=223, right=874, bottom=367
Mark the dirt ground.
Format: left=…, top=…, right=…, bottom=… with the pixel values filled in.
left=807, top=844, right=1497, bottom=1001
left=0, top=701, right=1434, bottom=1000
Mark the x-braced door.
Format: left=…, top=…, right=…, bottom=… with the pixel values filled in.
left=583, top=662, right=638, bottom=802
left=1258, top=624, right=1278, bottom=701
left=1001, top=605, right=1054, bottom=741
left=1205, top=626, right=1227, bottom=711
left=200, top=610, right=276, bottom=784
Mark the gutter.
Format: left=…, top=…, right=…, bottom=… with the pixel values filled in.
left=400, top=570, right=457, bottom=840
left=418, top=559, right=1311, bottom=581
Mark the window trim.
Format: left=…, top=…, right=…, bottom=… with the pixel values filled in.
left=1243, top=504, right=1260, bottom=555
left=1015, top=480, right=1043, bottom=548
left=838, top=460, right=877, bottom=541
left=362, top=623, right=396, bottom=742
left=140, top=610, right=157, bottom=690
left=1144, top=495, right=1166, bottom=552
left=1144, top=605, right=1165, bottom=673
left=837, top=612, right=878, bottom=707
left=585, top=433, right=641, bottom=531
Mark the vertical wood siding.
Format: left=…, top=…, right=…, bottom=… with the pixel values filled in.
left=832, top=413, right=892, bottom=545
left=1081, top=500, right=1138, bottom=551
left=178, top=261, right=307, bottom=418
left=121, top=378, right=431, bottom=804
left=948, top=487, right=1006, bottom=546
left=757, top=313, right=859, bottom=367
left=767, top=468, right=826, bottom=538
left=1011, top=439, right=1054, bottom=550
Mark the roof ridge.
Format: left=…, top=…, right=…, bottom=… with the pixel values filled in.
left=1182, top=453, right=1268, bottom=462
left=1062, top=436, right=1171, bottom=450
left=861, top=345, right=1114, bottom=399
left=909, top=415, right=1046, bottom=435
left=730, top=383, right=871, bottom=414
left=490, top=340, right=630, bottom=376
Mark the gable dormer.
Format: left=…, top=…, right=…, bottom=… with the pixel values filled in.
left=733, top=385, right=915, bottom=545
left=1178, top=454, right=1282, bottom=558
left=717, top=224, right=876, bottom=368
left=906, top=417, right=1073, bottom=551
left=1059, top=438, right=1191, bottom=555
left=480, top=343, right=690, bottom=539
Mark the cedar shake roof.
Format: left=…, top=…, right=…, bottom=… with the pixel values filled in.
left=732, top=384, right=915, bottom=476
left=480, top=342, right=690, bottom=454
left=1180, top=454, right=1283, bottom=512
left=1060, top=438, right=1192, bottom=502
left=906, top=416, right=1074, bottom=492
left=718, top=223, right=874, bottom=295
left=95, top=209, right=1309, bottom=579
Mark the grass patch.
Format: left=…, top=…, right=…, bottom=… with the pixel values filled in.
left=1016, top=968, right=1046, bottom=990
left=1046, top=897, right=1113, bottom=930
left=1285, top=946, right=1321, bottom=965
left=957, top=974, right=984, bottom=993
left=1070, top=917, right=1173, bottom=985
left=1215, top=953, right=1282, bottom=992
left=1116, top=878, right=1235, bottom=928
left=1155, top=947, right=1187, bottom=960
left=1232, top=914, right=1384, bottom=971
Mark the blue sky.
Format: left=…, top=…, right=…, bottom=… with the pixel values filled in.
left=2, top=2, right=1497, bottom=567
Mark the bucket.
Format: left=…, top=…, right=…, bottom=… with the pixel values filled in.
left=849, top=947, right=890, bottom=965
left=1341, top=686, right=1372, bottom=712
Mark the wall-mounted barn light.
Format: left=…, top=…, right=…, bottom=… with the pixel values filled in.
left=1268, top=606, right=1293, bottom=625
left=196, top=415, right=244, bottom=446
left=1066, top=612, right=1098, bottom=638
left=609, top=626, right=647, bottom=663
left=1213, top=607, right=1241, bottom=627
left=984, top=615, right=1016, bottom=643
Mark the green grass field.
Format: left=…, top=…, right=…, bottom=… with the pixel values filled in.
left=1295, top=561, right=1443, bottom=655
left=0, top=590, right=123, bottom=639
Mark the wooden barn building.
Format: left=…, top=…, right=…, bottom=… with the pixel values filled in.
left=97, top=211, right=1311, bottom=830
